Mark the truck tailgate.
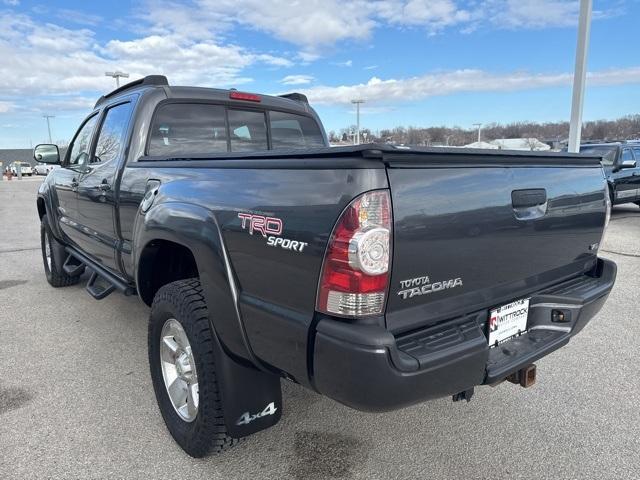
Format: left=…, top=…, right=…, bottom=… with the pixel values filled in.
left=385, top=160, right=607, bottom=334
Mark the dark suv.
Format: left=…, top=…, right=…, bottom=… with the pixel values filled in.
left=580, top=142, right=640, bottom=205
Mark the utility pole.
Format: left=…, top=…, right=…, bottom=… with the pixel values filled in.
left=351, top=99, right=365, bottom=145
left=105, top=71, right=130, bottom=88
left=473, top=123, right=482, bottom=143
left=43, top=114, right=55, bottom=143
left=568, top=0, right=592, bottom=153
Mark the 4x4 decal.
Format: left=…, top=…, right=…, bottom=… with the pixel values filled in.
left=236, top=402, right=278, bottom=426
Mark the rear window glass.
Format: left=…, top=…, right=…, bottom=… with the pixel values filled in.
left=148, top=104, right=228, bottom=156
left=580, top=146, right=617, bottom=165
left=269, top=111, right=325, bottom=150
left=228, top=109, right=268, bottom=152
left=147, top=103, right=325, bottom=157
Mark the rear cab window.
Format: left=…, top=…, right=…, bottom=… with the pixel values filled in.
left=147, top=102, right=325, bottom=157
left=148, top=104, right=228, bottom=156
left=270, top=111, right=325, bottom=150
left=228, top=109, right=268, bottom=152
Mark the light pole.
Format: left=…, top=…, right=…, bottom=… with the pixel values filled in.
left=568, top=0, right=592, bottom=153
left=473, top=123, right=482, bottom=143
left=351, top=99, right=365, bottom=145
left=43, top=114, right=55, bottom=143
left=105, top=71, right=130, bottom=88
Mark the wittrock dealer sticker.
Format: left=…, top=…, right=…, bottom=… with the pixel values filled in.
left=488, top=298, right=530, bottom=346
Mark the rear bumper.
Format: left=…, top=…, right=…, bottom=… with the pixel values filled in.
left=312, top=258, right=616, bottom=412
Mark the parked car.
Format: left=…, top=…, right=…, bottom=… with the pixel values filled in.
left=35, top=75, right=616, bottom=457
left=9, top=161, right=33, bottom=176
left=580, top=142, right=640, bottom=205
left=33, top=163, right=59, bottom=175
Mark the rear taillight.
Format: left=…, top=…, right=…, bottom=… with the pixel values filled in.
left=317, top=190, right=392, bottom=317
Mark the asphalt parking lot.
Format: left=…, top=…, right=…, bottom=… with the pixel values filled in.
left=1, top=178, right=639, bottom=480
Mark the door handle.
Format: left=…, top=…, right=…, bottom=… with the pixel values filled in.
left=97, top=180, right=111, bottom=191
left=71, top=178, right=79, bottom=188
left=512, top=188, right=547, bottom=220
left=512, top=189, right=547, bottom=208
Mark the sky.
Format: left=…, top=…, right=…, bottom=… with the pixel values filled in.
left=0, top=0, right=639, bottom=147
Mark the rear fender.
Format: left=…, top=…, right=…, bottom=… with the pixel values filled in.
left=134, top=201, right=283, bottom=436
left=134, top=201, right=248, bottom=359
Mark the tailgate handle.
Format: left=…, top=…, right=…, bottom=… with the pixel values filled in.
left=511, top=189, right=547, bottom=208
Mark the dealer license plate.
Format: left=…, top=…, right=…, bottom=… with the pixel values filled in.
left=488, top=298, right=530, bottom=346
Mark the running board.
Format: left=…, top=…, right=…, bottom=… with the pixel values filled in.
left=64, top=247, right=136, bottom=300
left=62, top=255, right=85, bottom=276
left=86, top=271, right=116, bottom=300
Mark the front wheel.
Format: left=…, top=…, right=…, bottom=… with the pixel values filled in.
left=148, top=279, right=239, bottom=457
left=40, top=215, right=82, bottom=287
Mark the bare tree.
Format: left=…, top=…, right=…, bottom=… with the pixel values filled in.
left=337, top=114, right=640, bottom=148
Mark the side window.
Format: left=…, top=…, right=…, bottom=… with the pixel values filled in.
left=269, top=111, right=325, bottom=150
left=621, top=148, right=634, bottom=162
left=633, top=148, right=640, bottom=162
left=148, top=104, right=228, bottom=156
left=93, top=102, right=133, bottom=165
left=228, top=109, right=268, bottom=152
left=68, top=115, right=98, bottom=167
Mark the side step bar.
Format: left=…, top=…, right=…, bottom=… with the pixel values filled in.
left=64, top=246, right=136, bottom=300
left=62, top=255, right=85, bottom=276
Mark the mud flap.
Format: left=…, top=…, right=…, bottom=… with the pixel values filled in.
left=212, top=336, right=283, bottom=438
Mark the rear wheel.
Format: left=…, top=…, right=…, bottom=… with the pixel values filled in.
left=148, top=278, right=239, bottom=457
left=40, top=215, right=82, bottom=287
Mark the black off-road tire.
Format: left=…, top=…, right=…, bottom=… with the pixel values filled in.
left=40, top=215, right=82, bottom=287
left=148, top=278, right=240, bottom=457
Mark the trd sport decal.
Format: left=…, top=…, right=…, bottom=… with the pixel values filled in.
left=238, top=212, right=308, bottom=253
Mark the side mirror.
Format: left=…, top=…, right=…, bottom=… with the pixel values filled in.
left=618, top=159, right=637, bottom=170
left=34, top=144, right=60, bottom=164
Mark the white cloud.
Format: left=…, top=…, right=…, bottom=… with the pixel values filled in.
left=139, top=0, right=474, bottom=55
left=57, top=9, right=103, bottom=26
left=195, top=0, right=375, bottom=49
left=0, top=101, right=14, bottom=113
left=31, top=97, right=97, bottom=112
left=485, top=0, right=579, bottom=29
left=299, top=67, right=640, bottom=105
left=298, top=51, right=322, bottom=63
left=135, top=0, right=622, bottom=60
left=376, top=0, right=471, bottom=30
left=364, top=65, right=379, bottom=70
left=0, top=11, right=292, bottom=102
left=280, top=74, right=314, bottom=85
left=333, top=60, right=353, bottom=67
left=2, top=0, right=19, bottom=6
left=137, top=0, right=586, bottom=85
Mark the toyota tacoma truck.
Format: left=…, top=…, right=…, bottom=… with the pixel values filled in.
left=34, top=75, right=616, bottom=457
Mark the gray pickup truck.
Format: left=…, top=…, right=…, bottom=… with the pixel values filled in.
left=34, top=75, right=616, bottom=457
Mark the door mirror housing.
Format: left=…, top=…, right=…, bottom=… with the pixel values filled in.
left=617, top=159, right=637, bottom=171
left=34, top=144, right=60, bottom=164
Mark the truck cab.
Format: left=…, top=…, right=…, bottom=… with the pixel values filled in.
left=580, top=142, right=640, bottom=205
